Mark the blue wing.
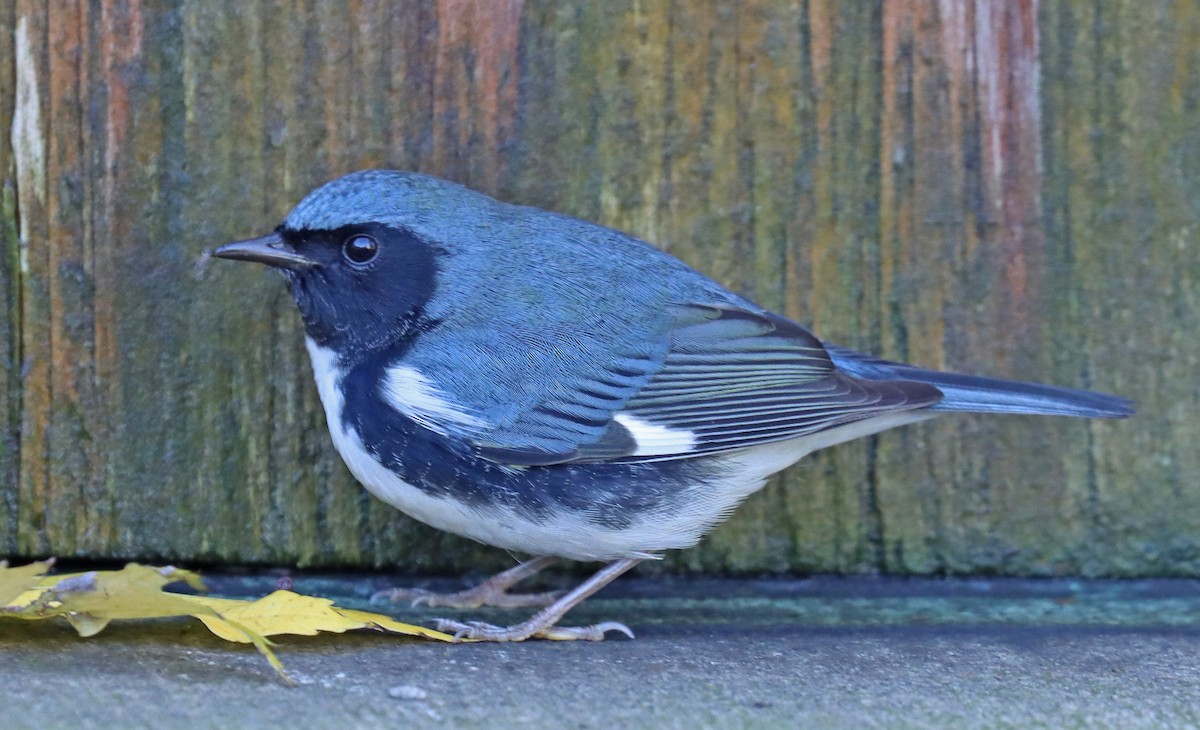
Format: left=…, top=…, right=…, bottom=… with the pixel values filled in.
left=388, top=304, right=943, bottom=466
left=600, top=307, right=941, bottom=458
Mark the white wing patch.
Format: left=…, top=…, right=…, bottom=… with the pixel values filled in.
left=614, top=413, right=697, bottom=457
left=383, top=364, right=489, bottom=437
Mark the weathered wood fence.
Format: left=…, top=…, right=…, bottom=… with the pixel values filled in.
left=0, top=1, right=1195, bottom=576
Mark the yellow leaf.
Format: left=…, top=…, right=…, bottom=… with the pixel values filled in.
left=189, top=591, right=362, bottom=641
left=1, top=560, right=455, bottom=681
left=338, top=607, right=465, bottom=642
left=186, top=591, right=457, bottom=643
left=46, top=565, right=217, bottom=621
left=0, top=559, right=54, bottom=606
left=64, top=612, right=111, bottom=638
left=35, top=564, right=205, bottom=592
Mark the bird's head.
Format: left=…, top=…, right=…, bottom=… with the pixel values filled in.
left=210, top=170, right=500, bottom=357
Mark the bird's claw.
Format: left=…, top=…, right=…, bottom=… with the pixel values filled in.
left=538, top=621, right=635, bottom=641
left=434, top=618, right=635, bottom=643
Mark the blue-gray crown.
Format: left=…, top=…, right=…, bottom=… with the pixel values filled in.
left=284, top=170, right=495, bottom=233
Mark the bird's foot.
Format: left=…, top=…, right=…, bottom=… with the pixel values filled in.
left=434, top=618, right=635, bottom=643
left=371, top=556, right=562, bottom=609
left=372, top=584, right=564, bottom=609
left=416, top=557, right=643, bottom=642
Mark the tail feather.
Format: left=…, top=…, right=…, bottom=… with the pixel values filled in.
left=827, top=346, right=1134, bottom=419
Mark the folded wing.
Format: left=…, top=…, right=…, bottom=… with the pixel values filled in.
left=466, top=304, right=944, bottom=465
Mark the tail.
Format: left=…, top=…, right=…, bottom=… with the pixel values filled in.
left=827, top=346, right=1134, bottom=419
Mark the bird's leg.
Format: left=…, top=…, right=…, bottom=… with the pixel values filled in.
left=372, top=555, right=563, bottom=609
left=435, top=557, right=642, bottom=642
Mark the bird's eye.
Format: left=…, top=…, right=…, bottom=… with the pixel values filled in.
left=342, top=234, right=379, bottom=266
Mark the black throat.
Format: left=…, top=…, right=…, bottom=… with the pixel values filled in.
left=279, top=223, right=441, bottom=361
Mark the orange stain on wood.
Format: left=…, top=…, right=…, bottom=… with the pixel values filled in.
left=937, top=0, right=974, bottom=260
left=432, top=0, right=523, bottom=188
left=879, top=0, right=906, bottom=307
left=98, top=0, right=141, bottom=375
left=805, top=0, right=838, bottom=331
left=15, top=0, right=144, bottom=550
left=879, top=0, right=1044, bottom=355
left=47, top=1, right=93, bottom=549
left=46, top=1, right=92, bottom=550
left=93, top=0, right=142, bottom=546
left=974, top=0, right=1044, bottom=335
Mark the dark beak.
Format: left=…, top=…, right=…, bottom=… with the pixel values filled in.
left=209, top=233, right=316, bottom=269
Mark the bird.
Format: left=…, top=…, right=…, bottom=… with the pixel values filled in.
left=210, top=170, right=1134, bottom=642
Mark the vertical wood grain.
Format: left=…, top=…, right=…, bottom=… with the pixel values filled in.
left=0, top=0, right=1195, bottom=576
left=0, top=0, right=18, bottom=554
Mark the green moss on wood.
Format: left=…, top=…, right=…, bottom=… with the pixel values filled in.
left=0, top=0, right=1194, bottom=576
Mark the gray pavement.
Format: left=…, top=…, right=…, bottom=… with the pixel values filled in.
left=4, top=574, right=1200, bottom=728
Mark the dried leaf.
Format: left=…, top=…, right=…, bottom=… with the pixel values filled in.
left=186, top=591, right=458, bottom=643
left=0, top=559, right=54, bottom=606
left=190, top=591, right=370, bottom=641
left=1, top=560, right=456, bottom=681
left=46, top=565, right=218, bottom=622
left=338, top=607, right=466, bottom=642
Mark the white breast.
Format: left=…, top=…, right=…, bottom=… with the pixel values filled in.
left=305, top=339, right=506, bottom=546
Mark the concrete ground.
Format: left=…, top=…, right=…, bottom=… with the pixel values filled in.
left=4, top=573, right=1200, bottom=729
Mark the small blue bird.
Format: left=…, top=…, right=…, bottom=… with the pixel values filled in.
left=211, top=170, right=1133, bottom=642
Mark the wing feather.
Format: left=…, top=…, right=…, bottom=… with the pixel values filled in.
left=462, top=304, right=942, bottom=465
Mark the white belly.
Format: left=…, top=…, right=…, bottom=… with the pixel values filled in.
left=304, top=338, right=933, bottom=561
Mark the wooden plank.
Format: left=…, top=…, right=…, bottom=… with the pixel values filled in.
left=0, top=0, right=1193, bottom=575
left=0, top=0, right=18, bottom=555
